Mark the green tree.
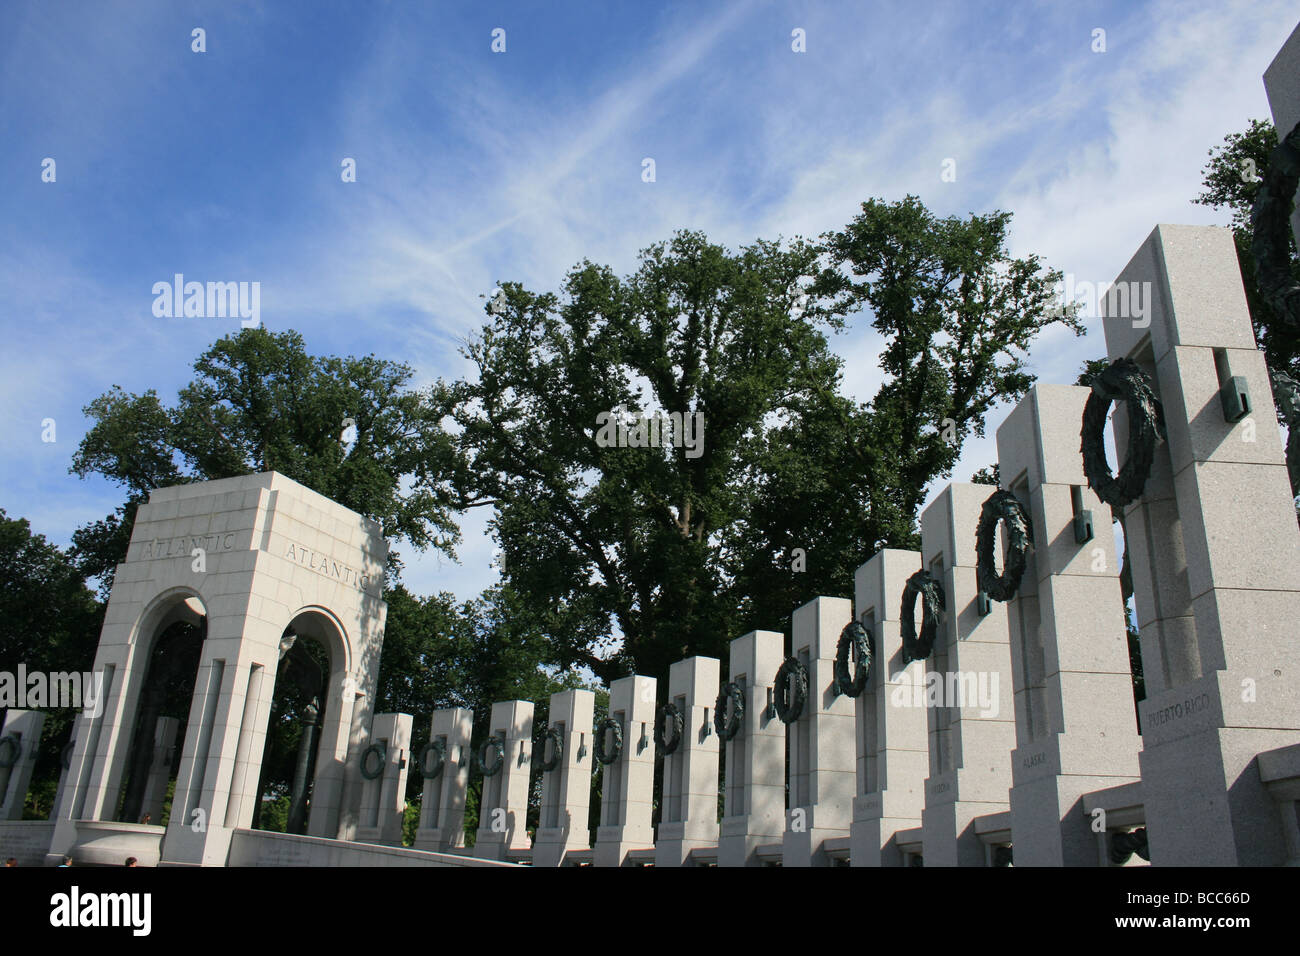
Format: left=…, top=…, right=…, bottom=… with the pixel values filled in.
left=65, top=329, right=490, bottom=825
left=0, top=511, right=105, bottom=815
left=70, top=328, right=462, bottom=594
left=1193, top=118, right=1300, bottom=381
left=722, top=197, right=1079, bottom=645
left=402, top=798, right=420, bottom=847
left=374, top=585, right=466, bottom=721
left=445, top=197, right=1078, bottom=682
left=380, top=585, right=585, bottom=728
left=258, top=794, right=290, bottom=833
left=443, top=229, right=838, bottom=682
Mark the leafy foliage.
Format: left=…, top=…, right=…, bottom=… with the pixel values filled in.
left=69, top=328, right=462, bottom=593
left=441, top=229, right=836, bottom=681
left=0, top=510, right=103, bottom=674
left=446, top=198, right=1079, bottom=681
left=0, top=511, right=104, bottom=814
left=1193, top=118, right=1300, bottom=382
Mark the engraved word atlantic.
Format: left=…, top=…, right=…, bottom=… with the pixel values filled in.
left=284, top=542, right=373, bottom=592
left=138, top=532, right=236, bottom=560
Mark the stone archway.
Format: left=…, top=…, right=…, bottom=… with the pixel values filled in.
left=47, top=472, right=388, bottom=867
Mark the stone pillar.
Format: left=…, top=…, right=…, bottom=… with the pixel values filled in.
left=656, top=656, right=721, bottom=867
left=355, top=712, right=411, bottom=846
left=1101, top=223, right=1300, bottom=865
left=594, top=675, right=656, bottom=866
left=850, top=550, right=931, bottom=867
left=919, top=483, right=1017, bottom=866
left=139, top=716, right=180, bottom=825
left=162, top=628, right=280, bottom=865
left=783, top=597, right=855, bottom=866
left=413, top=706, right=472, bottom=852
left=996, top=385, right=1143, bottom=865
left=718, top=630, right=785, bottom=867
left=319, top=668, right=373, bottom=844
left=533, top=689, right=594, bottom=867
left=46, top=616, right=131, bottom=860
left=49, top=736, right=75, bottom=822
left=1264, top=21, right=1300, bottom=242
left=0, top=710, right=46, bottom=820
left=474, top=699, right=533, bottom=860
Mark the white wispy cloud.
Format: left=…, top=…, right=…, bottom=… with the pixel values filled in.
left=3, top=0, right=1296, bottom=611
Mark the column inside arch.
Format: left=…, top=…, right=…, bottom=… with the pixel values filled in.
left=115, top=608, right=206, bottom=826
left=251, top=623, right=330, bottom=835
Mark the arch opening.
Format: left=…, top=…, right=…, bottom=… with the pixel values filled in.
left=114, top=593, right=208, bottom=826
left=251, top=610, right=342, bottom=835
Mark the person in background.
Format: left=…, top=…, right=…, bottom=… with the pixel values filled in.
left=124, top=857, right=137, bottom=867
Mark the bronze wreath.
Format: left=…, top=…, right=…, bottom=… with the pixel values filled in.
left=537, top=727, right=563, bottom=773
left=654, top=702, right=684, bottom=755
left=975, top=488, right=1034, bottom=602
left=594, top=717, right=623, bottom=765
left=834, top=620, right=873, bottom=697
left=714, top=682, right=744, bottom=740
left=1080, top=358, right=1165, bottom=508
left=418, top=738, right=446, bottom=779
left=474, top=735, right=505, bottom=777
left=900, top=569, right=945, bottom=663
left=359, top=741, right=386, bottom=780
left=773, top=657, right=809, bottom=723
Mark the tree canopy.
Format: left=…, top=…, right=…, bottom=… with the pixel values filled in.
left=444, top=196, right=1080, bottom=683
left=1193, top=118, right=1300, bottom=382
left=0, top=511, right=105, bottom=816
left=69, top=328, right=462, bottom=595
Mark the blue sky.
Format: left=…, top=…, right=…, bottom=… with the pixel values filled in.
left=2, top=0, right=1296, bottom=604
